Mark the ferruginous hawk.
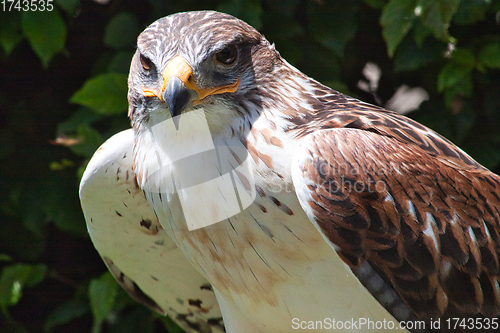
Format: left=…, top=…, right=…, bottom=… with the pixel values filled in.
left=80, top=11, right=500, bottom=332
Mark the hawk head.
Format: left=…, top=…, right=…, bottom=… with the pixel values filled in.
left=128, top=11, right=282, bottom=132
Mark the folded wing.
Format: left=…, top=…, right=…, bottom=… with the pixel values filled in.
left=292, top=114, right=500, bottom=322
left=80, top=129, right=224, bottom=333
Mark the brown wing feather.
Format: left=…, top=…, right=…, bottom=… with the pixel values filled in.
left=283, top=75, right=484, bottom=173
left=293, top=125, right=500, bottom=321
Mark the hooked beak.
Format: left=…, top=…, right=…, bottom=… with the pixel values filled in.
left=141, top=56, right=240, bottom=120
left=163, top=75, right=195, bottom=118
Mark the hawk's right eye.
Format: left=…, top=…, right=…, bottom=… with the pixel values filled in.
left=140, top=54, right=154, bottom=71
left=214, top=44, right=238, bottom=66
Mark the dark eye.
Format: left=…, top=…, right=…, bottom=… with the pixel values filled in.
left=140, top=54, right=154, bottom=71
left=214, top=44, right=238, bottom=66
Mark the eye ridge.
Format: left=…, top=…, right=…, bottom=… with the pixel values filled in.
left=215, top=44, right=238, bottom=66
left=140, top=54, right=154, bottom=71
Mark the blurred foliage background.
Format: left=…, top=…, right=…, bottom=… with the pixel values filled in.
left=1, top=0, right=500, bottom=332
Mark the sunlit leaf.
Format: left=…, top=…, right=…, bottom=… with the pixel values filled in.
left=70, top=74, right=128, bottom=115
left=381, top=0, right=417, bottom=56
left=21, top=9, right=66, bottom=67
left=438, top=48, right=475, bottom=91
left=417, top=0, right=460, bottom=41
left=89, top=272, right=119, bottom=323
left=0, top=263, right=47, bottom=309
left=50, top=158, right=75, bottom=171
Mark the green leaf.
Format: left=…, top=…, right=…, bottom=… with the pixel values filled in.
left=108, top=51, right=135, bottom=74
left=108, top=306, right=157, bottom=333
left=21, top=9, right=66, bottom=67
left=44, top=300, right=89, bottom=332
left=0, top=11, right=24, bottom=55
left=112, top=286, right=137, bottom=312
left=437, top=0, right=461, bottom=24
left=159, top=315, right=186, bottom=333
left=381, top=0, right=417, bottom=56
left=417, top=0, right=460, bottom=41
left=394, top=37, right=445, bottom=72
left=0, top=216, right=47, bottom=261
left=453, top=0, right=491, bottom=25
left=69, top=124, right=103, bottom=158
left=437, top=48, right=475, bottom=92
left=25, top=265, right=47, bottom=287
left=451, top=48, right=476, bottom=66
left=412, top=17, right=433, bottom=46
left=0, top=254, right=13, bottom=262
left=57, top=108, right=104, bottom=135
left=437, top=48, right=475, bottom=106
left=480, top=42, right=500, bottom=69
left=89, top=272, right=119, bottom=323
left=0, top=264, right=47, bottom=310
left=42, top=173, right=88, bottom=237
left=307, top=0, right=358, bottom=57
left=104, top=12, right=139, bottom=49
left=70, top=74, right=128, bottom=115
left=443, top=72, right=473, bottom=106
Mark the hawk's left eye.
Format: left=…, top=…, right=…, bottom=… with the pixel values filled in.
left=214, top=44, right=238, bottom=66
left=140, top=54, right=154, bottom=71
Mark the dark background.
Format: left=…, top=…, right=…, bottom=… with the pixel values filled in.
left=1, top=0, right=500, bottom=332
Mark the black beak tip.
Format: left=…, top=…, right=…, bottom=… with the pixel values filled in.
left=163, top=76, right=191, bottom=120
